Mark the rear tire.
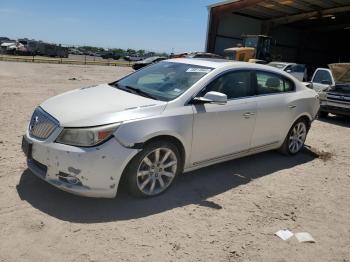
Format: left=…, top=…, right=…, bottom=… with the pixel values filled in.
left=279, top=119, right=309, bottom=156
left=125, top=140, right=182, bottom=198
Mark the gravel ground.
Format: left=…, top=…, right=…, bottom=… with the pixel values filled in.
left=0, top=61, right=349, bottom=262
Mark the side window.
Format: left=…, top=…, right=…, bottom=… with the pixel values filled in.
left=201, top=71, right=252, bottom=99
left=312, top=70, right=332, bottom=84
left=290, top=64, right=305, bottom=73
left=284, top=65, right=292, bottom=72
left=256, top=71, right=294, bottom=95
left=284, top=78, right=294, bottom=92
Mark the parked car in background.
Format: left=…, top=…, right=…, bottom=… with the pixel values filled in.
left=268, top=62, right=307, bottom=82
left=310, top=67, right=336, bottom=92
left=132, top=56, right=167, bottom=70
left=69, top=48, right=84, bottom=55
left=101, top=52, right=121, bottom=60
left=0, top=42, right=17, bottom=54
left=316, top=63, right=350, bottom=117
left=22, top=59, right=319, bottom=198
left=124, top=56, right=143, bottom=62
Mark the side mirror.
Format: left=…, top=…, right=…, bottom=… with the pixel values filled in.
left=303, top=82, right=313, bottom=89
left=321, top=80, right=332, bottom=85
left=193, top=91, right=227, bottom=105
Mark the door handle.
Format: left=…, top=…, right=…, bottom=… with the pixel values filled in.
left=243, top=112, right=255, bottom=118
left=288, top=105, right=297, bottom=109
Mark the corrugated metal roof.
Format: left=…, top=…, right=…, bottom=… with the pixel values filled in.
left=209, top=0, right=350, bottom=21
left=207, top=0, right=240, bottom=9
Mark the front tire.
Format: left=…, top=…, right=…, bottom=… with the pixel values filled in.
left=125, top=140, right=181, bottom=198
left=279, top=119, right=308, bottom=155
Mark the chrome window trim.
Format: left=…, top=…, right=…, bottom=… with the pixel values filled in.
left=253, top=69, right=296, bottom=94
left=187, top=68, right=297, bottom=105
left=187, top=69, right=255, bottom=105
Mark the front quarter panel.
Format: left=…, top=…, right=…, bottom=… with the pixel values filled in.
left=114, top=105, right=194, bottom=168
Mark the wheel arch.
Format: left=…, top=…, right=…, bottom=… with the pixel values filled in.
left=280, top=113, right=312, bottom=147
left=292, top=113, right=312, bottom=130
left=279, top=113, right=312, bottom=155
left=118, top=134, right=187, bottom=191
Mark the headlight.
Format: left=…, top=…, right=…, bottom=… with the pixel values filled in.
left=319, top=91, right=327, bottom=100
left=56, top=123, right=121, bottom=147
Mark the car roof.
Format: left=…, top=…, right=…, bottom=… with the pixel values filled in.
left=165, top=58, right=303, bottom=82
left=167, top=58, right=248, bottom=68
left=269, top=62, right=295, bottom=66
left=166, top=58, right=287, bottom=71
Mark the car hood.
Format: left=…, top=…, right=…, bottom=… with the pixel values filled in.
left=40, top=84, right=167, bottom=127
left=329, top=63, right=350, bottom=83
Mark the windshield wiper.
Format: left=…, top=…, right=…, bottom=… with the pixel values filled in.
left=115, top=83, right=158, bottom=100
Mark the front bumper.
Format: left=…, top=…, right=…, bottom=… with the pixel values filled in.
left=320, top=100, right=350, bottom=116
left=23, top=133, right=138, bottom=198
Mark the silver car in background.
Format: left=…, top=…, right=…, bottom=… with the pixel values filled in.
left=268, top=62, right=307, bottom=82
left=22, top=59, right=320, bottom=198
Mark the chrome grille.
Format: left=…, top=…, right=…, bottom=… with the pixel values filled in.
left=29, top=107, right=59, bottom=140
left=327, top=94, right=350, bottom=104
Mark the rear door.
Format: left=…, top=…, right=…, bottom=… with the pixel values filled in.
left=251, top=70, right=297, bottom=148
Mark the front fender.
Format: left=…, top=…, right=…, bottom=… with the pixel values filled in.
left=114, top=110, right=194, bottom=167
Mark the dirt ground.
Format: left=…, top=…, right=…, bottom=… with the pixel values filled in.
left=0, top=61, right=349, bottom=262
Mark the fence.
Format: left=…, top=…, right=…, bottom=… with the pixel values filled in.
left=0, top=55, right=133, bottom=67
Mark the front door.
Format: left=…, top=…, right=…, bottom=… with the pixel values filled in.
left=190, top=70, right=257, bottom=165
left=311, top=69, right=334, bottom=92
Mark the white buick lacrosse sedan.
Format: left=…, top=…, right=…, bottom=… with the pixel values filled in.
left=22, top=59, right=320, bottom=198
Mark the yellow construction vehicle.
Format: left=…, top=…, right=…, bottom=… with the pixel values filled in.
left=224, top=35, right=272, bottom=64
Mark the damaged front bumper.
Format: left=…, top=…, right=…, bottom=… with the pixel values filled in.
left=23, top=132, right=138, bottom=198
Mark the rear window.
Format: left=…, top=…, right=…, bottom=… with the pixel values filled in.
left=256, top=71, right=295, bottom=95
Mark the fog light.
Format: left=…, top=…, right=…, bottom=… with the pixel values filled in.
left=58, top=172, right=82, bottom=185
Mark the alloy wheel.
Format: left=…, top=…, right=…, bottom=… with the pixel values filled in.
left=136, top=148, right=177, bottom=196
left=288, top=122, right=307, bottom=154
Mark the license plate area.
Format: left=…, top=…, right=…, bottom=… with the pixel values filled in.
left=22, top=136, right=33, bottom=159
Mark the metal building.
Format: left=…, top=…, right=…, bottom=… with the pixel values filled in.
left=206, top=0, right=350, bottom=68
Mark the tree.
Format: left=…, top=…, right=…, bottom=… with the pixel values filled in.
left=137, top=49, right=146, bottom=57
left=126, top=48, right=136, bottom=55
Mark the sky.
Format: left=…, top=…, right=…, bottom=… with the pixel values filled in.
left=0, top=0, right=219, bottom=53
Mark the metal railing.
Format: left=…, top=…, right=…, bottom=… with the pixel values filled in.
left=0, top=55, right=133, bottom=67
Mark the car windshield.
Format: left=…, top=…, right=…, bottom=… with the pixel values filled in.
left=114, top=61, right=213, bottom=101
left=289, top=64, right=305, bottom=72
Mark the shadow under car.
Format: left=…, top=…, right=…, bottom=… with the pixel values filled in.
left=16, top=147, right=318, bottom=223
left=317, top=114, right=350, bottom=128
